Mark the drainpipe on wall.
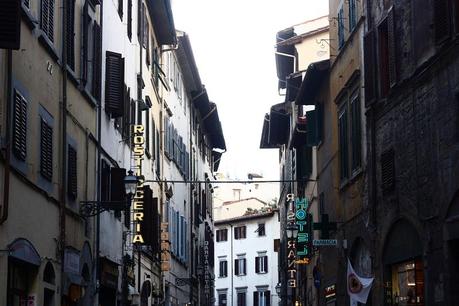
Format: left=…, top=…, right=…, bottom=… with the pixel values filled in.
left=0, top=49, right=13, bottom=225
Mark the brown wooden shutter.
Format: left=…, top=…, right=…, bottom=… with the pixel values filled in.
left=12, top=90, right=27, bottom=161
left=235, top=259, right=239, bottom=275
left=41, top=0, right=49, bottom=39
left=152, top=197, right=160, bottom=255
left=92, top=23, right=102, bottom=100
left=82, top=2, right=89, bottom=85
left=265, top=291, right=271, bottom=306
left=66, top=0, right=75, bottom=70
left=67, top=145, right=77, bottom=199
left=264, top=256, right=268, bottom=273
left=48, top=0, right=55, bottom=42
left=40, top=118, right=53, bottom=181
left=105, top=51, right=125, bottom=117
left=243, top=258, right=246, bottom=274
left=0, top=0, right=21, bottom=50
left=434, top=0, right=451, bottom=43
left=100, top=160, right=110, bottom=202
left=110, top=167, right=126, bottom=202
left=364, top=30, right=377, bottom=106
left=255, top=257, right=260, bottom=273
left=387, top=7, right=397, bottom=87
left=381, top=148, right=395, bottom=193
left=142, top=5, right=148, bottom=48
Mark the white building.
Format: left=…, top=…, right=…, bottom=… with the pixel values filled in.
left=214, top=210, right=280, bottom=306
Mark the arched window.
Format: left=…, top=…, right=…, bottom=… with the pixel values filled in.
left=43, top=262, right=56, bottom=306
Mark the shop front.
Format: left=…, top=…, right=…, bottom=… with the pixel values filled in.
left=7, top=238, right=41, bottom=306
left=99, top=257, right=119, bottom=306
left=382, top=220, right=424, bottom=306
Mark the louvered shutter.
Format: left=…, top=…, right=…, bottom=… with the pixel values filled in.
left=12, top=90, right=27, bottom=161
left=66, top=0, right=75, bottom=70
left=265, top=291, right=270, bottom=306
left=253, top=292, right=258, bottom=306
left=243, top=258, right=246, bottom=275
left=110, top=167, right=126, bottom=202
left=118, top=0, right=123, bottom=19
left=92, top=23, right=102, bottom=100
left=434, top=0, right=451, bottom=43
left=387, top=7, right=397, bottom=87
left=41, top=0, right=49, bottom=39
left=264, top=256, right=268, bottom=273
left=255, top=257, right=260, bottom=273
left=105, top=51, right=125, bottom=117
left=152, top=197, right=159, bottom=255
left=306, top=110, right=318, bottom=146
left=381, top=148, right=395, bottom=192
left=234, top=259, right=239, bottom=275
left=127, top=0, right=132, bottom=40
left=40, top=119, right=53, bottom=181
left=67, top=145, right=77, bottom=199
left=100, top=160, right=110, bottom=201
left=142, top=6, right=148, bottom=48
left=81, top=2, right=89, bottom=85
left=364, top=30, right=377, bottom=106
left=0, top=0, right=21, bottom=50
left=48, top=0, right=55, bottom=42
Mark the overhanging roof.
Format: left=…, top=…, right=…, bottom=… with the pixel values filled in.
left=295, top=59, right=330, bottom=105
left=259, top=102, right=291, bottom=149
left=176, top=33, right=202, bottom=92
left=147, top=0, right=176, bottom=45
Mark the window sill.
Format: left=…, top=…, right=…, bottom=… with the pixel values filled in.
left=38, top=33, right=60, bottom=63
left=67, top=68, right=80, bottom=87
left=81, top=89, right=98, bottom=108
left=339, top=166, right=363, bottom=191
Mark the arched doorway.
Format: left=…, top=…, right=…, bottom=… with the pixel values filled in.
left=445, top=191, right=459, bottom=305
left=43, top=262, right=56, bottom=306
left=382, top=220, right=424, bottom=306
left=350, top=238, right=372, bottom=306
left=7, top=238, right=41, bottom=306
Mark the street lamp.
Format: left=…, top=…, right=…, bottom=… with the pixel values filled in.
left=286, top=223, right=298, bottom=239
left=275, top=283, right=281, bottom=295
left=124, top=170, right=138, bottom=195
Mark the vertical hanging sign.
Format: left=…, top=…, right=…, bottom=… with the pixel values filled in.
left=295, top=198, right=312, bottom=262
left=132, top=125, right=145, bottom=244
left=286, top=194, right=297, bottom=288
left=160, top=222, right=170, bottom=271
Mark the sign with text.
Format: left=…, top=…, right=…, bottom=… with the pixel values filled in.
left=160, top=222, right=170, bottom=271
left=313, top=239, right=338, bottom=246
left=132, top=125, right=145, bottom=244
left=294, top=198, right=313, bottom=260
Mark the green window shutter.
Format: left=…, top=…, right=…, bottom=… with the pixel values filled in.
left=339, top=107, right=349, bottom=180
left=351, top=94, right=362, bottom=171
left=40, top=118, right=53, bottom=181
left=306, top=110, right=318, bottom=146
left=12, top=90, right=27, bottom=161
left=297, top=146, right=312, bottom=179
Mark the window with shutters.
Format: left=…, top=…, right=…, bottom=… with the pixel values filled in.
left=257, top=224, right=265, bottom=236
left=12, top=90, right=28, bottom=161
left=40, top=118, right=53, bottom=181
left=273, top=239, right=280, bottom=252
left=142, top=4, right=148, bottom=49
left=100, top=160, right=110, bottom=202
left=236, top=290, right=246, bottom=306
left=82, top=3, right=101, bottom=100
left=377, top=11, right=397, bottom=98
left=217, top=291, right=227, bottom=306
left=434, top=0, right=451, bottom=43
left=105, top=51, right=125, bottom=118
left=381, top=148, right=395, bottom=193
left=349, top=0, right=357, bottom=31
left=364, top=30, right=377, bottom=106
left=234, top=226, right=246, bottom=240
left=254, top=290, right=271, bottom=306
left=145, top=109, right=150, bottom=155
left=255, top=254, right=268, bottom=274
left=219, top=259, right=228, bottom=277
left=216, top=229, right=228, bottom=242
left=338, top=5, right=345, bottom=49
left=67, top=145, right=77, bottom=199
left=155, top=129, right=160, bottom=176
left=338, top=88, right=362, bottom=183
left=0, top=0, right=21, bottom=50
left=66, top=0, right=75, bottom=71
left=40, top=0, right=54, bottom=43
left=127, top=0, right=132, bottom=40
left=118, top=0, right=123, bottom=19
left=235, top=256, right=246, bottom=276
left=455, top=0, right=459, bottom=33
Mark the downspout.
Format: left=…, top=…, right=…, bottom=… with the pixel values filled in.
left=189, top=93, right=193, bottom=305
left=96, top=0, right=104, bottom=303
left=230, top=223, right=234, bottom=306
left=60, top=0, right=69, bottom=301
left=138, top=5, right=144, bottom=296
left=0, top=49, right=13, bottom=225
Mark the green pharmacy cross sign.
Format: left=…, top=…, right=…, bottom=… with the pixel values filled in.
left=294, top=198, right=313, bottom=259
left=313, top=214, right=337, bottom=239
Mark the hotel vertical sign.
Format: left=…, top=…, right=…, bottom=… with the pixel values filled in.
left=295, top=198, right=312, bottom=261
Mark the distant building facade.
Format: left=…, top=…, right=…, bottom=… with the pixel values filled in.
left=214, top=210, right=280, bottom=306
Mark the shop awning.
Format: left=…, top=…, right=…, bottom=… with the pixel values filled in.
left=275, top=27, right=296, bottom=90
left=285, top=71, right=303, bottom=103
left=289, top=110, right=319, bottom=149
left=269, top=102, right=290, bottom=147
left=295, top=59, right=330, bottom=105
left=8, top=238, right=41, bottom=266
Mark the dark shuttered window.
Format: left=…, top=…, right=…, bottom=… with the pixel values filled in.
left=12, top=90, right=27, bottom=161
left=363, top=30, right=377, bottom=106
left=118, top=0, right=123, bottom=19
left=381, top=148, right=395, bottom=193
left=338, top=107, right=348, bottom=181
left=66, top=0, right=76, bottom=70
left=40, top=119, right=53, bottom=181
left=41, top=0, right=55, bottom=42
left=387, top=7, right=397, bottom=87
left=127, top=0, right=132, bottom=40
left=0, top=0, right=21, bottom=50
left=350, top=93, right=361, bottom=171
left=105, top=51, right=125, bottom=117
left=378, top=17, right=390, bottom=97
left=92, top=23, right=102, bottom=100
left=434, top=0, right=451, bottom=43
left=67, top=145, right=77, bottom=199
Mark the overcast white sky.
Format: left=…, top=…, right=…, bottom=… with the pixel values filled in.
left=172, top=0, right=329, bottom=180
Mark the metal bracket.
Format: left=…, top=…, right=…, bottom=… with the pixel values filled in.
left=175, top=278, right=193, bottom=287
left=79, top=201, right=129, bottom=217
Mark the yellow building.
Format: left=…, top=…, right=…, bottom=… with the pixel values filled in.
left=0, top=0, right=100, bottom=305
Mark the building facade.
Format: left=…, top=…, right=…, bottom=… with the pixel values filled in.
left=0, top=0, right=225, bottom=305
left=214, top=210, right=280, bottom=306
